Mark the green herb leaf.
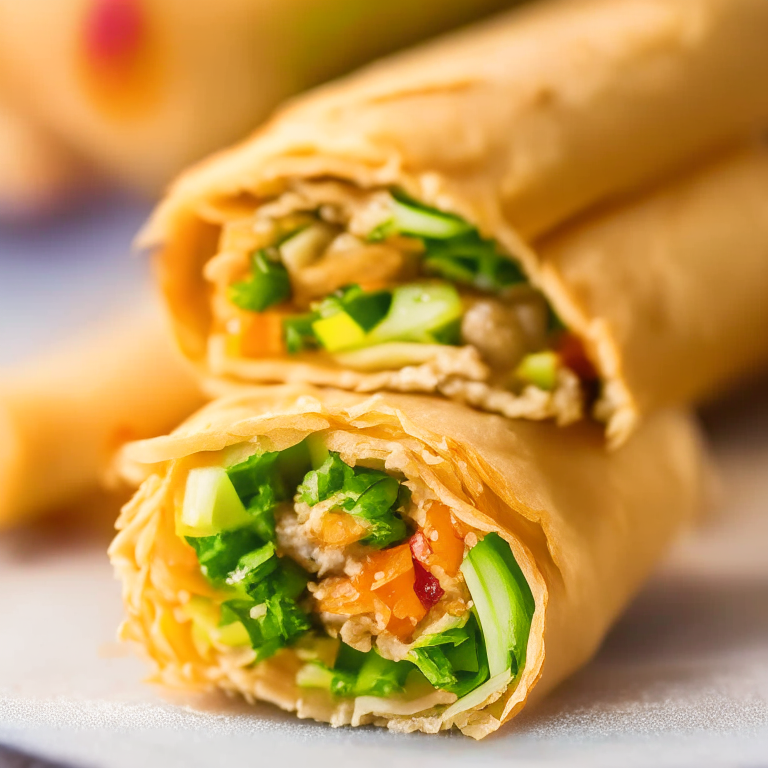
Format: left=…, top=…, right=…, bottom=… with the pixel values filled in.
left=185, top=529, right=264, bottom=584
left=224, top=542, right=278, bottom=591
left=297, top=660, right=357, bottom=697
left=408, top=616, right=489, bottom=697
left=228, top=249, right=292, bottom=312
left=297, top=644, right=413, bottom=698
left=423, top=233, right=524, bottom=292
left=340, top=288, right=392, bottom=332
left=351, top=477, right=407, bottom=548
left=353, top=651, right=412, bottom=697
left=297, top=453, right=408, bottom=549
left=220, top=594, right=311, bottom=662
left=226, top=442, right=311, bottom=542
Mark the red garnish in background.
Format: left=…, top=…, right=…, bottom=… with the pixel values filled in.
left=412, top=559, right=444, bottom=610
left=84, top=0, right=145, bottom=71
left=409, top=531, right=432, bottom=565
left=556, top=332, right=598, bottom=382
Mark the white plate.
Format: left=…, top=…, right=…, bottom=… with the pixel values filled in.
left=0, top=202, right=766, bottom=768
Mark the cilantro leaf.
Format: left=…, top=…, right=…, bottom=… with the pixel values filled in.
left=185, top=528, right=263, bottom=584
left=226, top=442, right=311, bottom=542
left=224, top=542, right=278, bottom=591
left=220, top=595, right=311, bottom=663
left=298, top=453, right=409, bottom=549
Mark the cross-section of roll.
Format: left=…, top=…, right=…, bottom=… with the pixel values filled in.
left=110, top=386, right=705, bottom=738
left=140, top=0, right=768, bottom=446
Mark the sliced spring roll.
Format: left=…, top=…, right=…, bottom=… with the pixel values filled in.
left=110, top=386, right=705, bottom=738
left=0, top=0, right=517, bottom=192
left=0, top=308, right=204, bottom=528
left=140, top=0, right=768, bottom=446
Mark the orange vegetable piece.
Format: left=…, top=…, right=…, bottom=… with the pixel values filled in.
left=315, top=513, right=368, bottom=547
left=424, top=504, right=465, bottom=577
left=315, top=543, right=426, bottom=641
left=227, top=313, right=284, bottom=358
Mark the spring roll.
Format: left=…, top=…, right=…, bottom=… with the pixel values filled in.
left=109, top=385, right=705, bottom=738
left=139, top=0, right=768, bottom=446
left=0, top=307, right=205, bottom=528
left=0, top=0, right=518, bottom=193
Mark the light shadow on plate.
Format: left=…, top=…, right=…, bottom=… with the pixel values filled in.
left=0, top=486, right=128, bottom=564
left=596, top=571, right=768, bottom=663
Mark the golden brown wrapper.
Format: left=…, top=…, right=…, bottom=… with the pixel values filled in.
left=539, top=145, right=768, bottom=444
left=0, top=307, right=205, bottom=529
left=0, top=0, right=517, bottom=193
left=110, top=385, right=705, bottom=738
left=138, top=0, right=768, bottom=446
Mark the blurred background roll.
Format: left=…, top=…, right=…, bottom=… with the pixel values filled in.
left=0, top=0, right=519, bottom=202
left=0, top=306, right=204, bottom=529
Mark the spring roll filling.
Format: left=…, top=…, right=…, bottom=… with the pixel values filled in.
left=177, top=433, right=534, bottom=718
left=202, top=183, right=597, bottom=425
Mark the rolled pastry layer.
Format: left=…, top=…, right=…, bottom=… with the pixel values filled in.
left=0, top=307, right=204, bottom=527
left=110, top=386, right=704, bottom=738
left=0, top=0, right=517, bottom=192
left=140, top=0, right=768, bottom=445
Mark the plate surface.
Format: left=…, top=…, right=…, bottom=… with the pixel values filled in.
left=0, top=201, right=766, bottom=768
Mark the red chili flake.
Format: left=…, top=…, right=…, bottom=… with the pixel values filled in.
left=84, top=0, right=145, bottom=70
left=412, top=559, right=444, bottom=611
left=409, top=531, right=432, bottom=565
left=556, top=332, right=598, bottom=382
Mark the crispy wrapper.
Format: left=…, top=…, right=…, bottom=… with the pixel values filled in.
left=0, top=0, right=516, bottom=192
left=110, top=385, right=705, bottom=738
left=0, top=307, right=205, bottom=528
left=139, top=0, right=768, bottom=446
